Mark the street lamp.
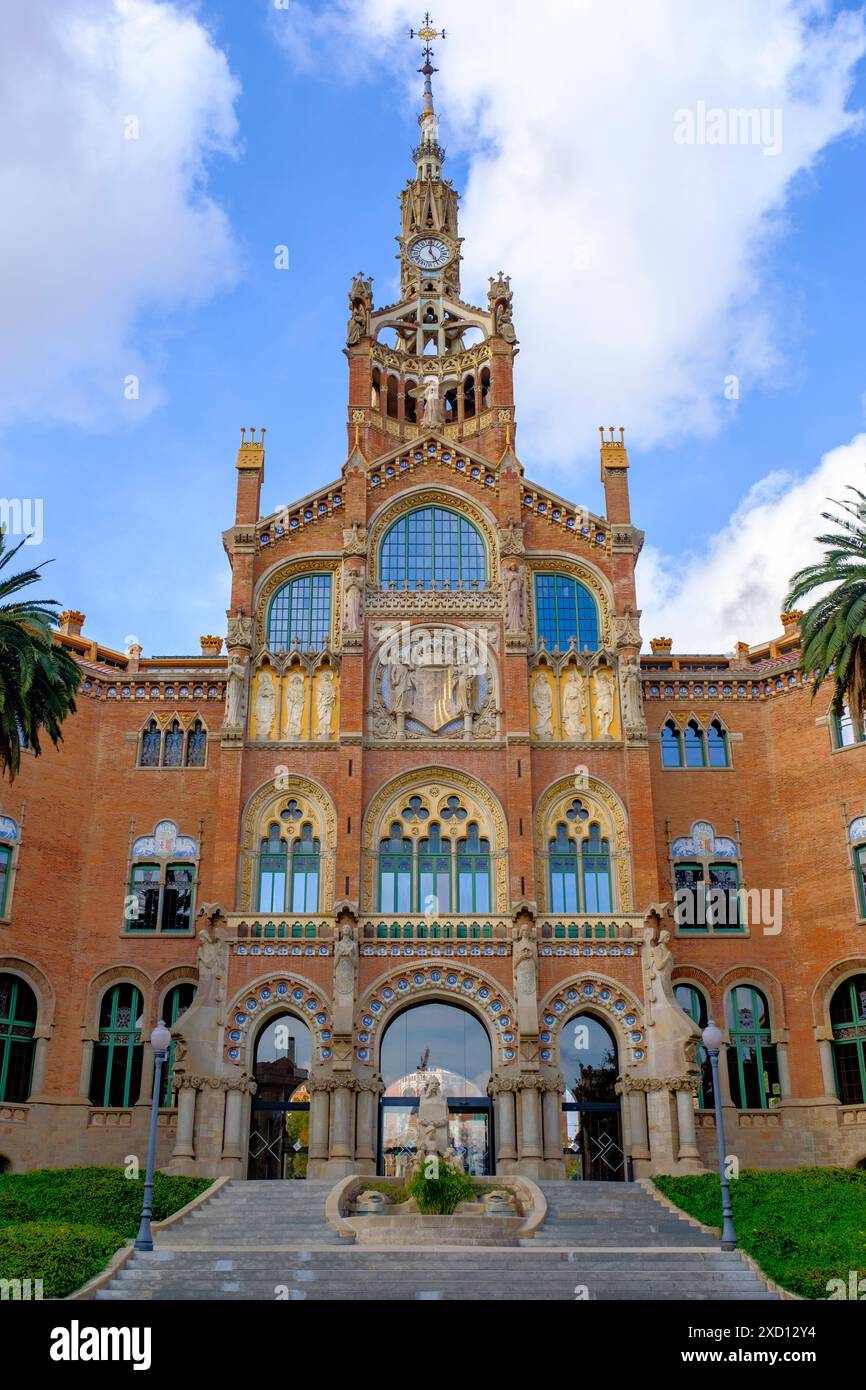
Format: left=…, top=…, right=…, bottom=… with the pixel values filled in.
left=134, top=1019, right=172, bottom=1252
left=701, top=1018, right=737, bottom=1251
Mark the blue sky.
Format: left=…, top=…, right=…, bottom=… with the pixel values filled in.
left=3, top=0, right=866, bottom=654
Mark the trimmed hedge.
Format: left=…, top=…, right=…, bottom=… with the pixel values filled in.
left=0, top=1222, right=125, bottom=1300
left=653, top=1168, right=866, bottom=1300
left=0, top=1166, right=210, bottom=1235
left=0, top=1166, right=212, bottom=1298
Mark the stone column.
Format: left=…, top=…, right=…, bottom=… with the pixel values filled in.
left=775, top=1041, right=791, bottom=1100
left=78, top=1039, right=94, bottom=1099
left=328, top=1078, right=357, bottom=1177
left=645, top=1085, right=679, bottom=1173
left=489, top=1079, right=517, bottom=1172
left=817, top=1038, right=837, bottom=1099
left=517, top=1077, right=544, bottom=1178
left=30, top=1032, right=50, bottom=1098
left=308, top=1084, right=331, bottom=1178
left=173, top=1084, right=197, bottom=1160
left=675, top=1084, right=702, bottom=1170
left=354, top=1076, right=381, bottom=1174
left=222, top=1085, right=245, bottom=1160
left=541, top=1080, right=565, bottom=1178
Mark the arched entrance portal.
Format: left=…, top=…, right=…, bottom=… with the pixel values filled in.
left=379, top=1001, right=493, bottom=1176
left=248, top=1012, right=311, bottom=1179
left=561, top=1013, right=625, bottom=1181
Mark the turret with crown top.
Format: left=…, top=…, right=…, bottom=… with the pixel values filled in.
left=344, top=15, right=518, bottom=467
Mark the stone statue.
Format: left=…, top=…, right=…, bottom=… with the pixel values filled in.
left=315, top=669, right=337, bottom=740
left=285, top=671, right=305, bottom=739
left=410, top=375, right=445, bottom=427
left=196, top=926, right=228, bottom=1009
left=496, top=298, right=517, bottom=344
left=645, top=927, right=702, bottom=1072
left=226, top=615, right=252, bottom=650
left=592, top=666, right=615, bottom=739
left=342, top=521, right=368, bottom=556
left=223, top=655, right=248, bottom=730
left=344, top=567, right=364, bottom=632
left=621, top=655, right=645, bottom=729
left=388, top=657, right=414, bottom=715
left=562, top=667, right=587, bottom=740
left=506, top=564, right=525, bottom=632
left=346, top=273, right=372, bottom=346
left=514, top=923, right=537, bottom=999
left=533, top=674, right=553, bottom=739
left=333, top=923, right=358, bottom=1033
left=450, top=663, right=476, bottom=717
left=416, top=1073, right=462, bottom=1168
left=254, top=669, right=276, bottom=740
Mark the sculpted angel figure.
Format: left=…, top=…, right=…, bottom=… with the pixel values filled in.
left=254, top=670, right=276, bottom=740
left=223, top=655, right=248, bottom=729
left=562, top=667, right=587, bottom=740
left=285, top=671, right=305, bottom=739
left=388, top=656, right=414, bottom=714
left=316, top=670, right=337, bottom=740
left=533, top=674, right=553, bottom=739
left=592, top=666, right=615, bottom=739
left=410, top=375, right=445, bottom=426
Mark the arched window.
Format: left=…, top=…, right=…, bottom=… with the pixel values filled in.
left=549, top=823, right=579, bottom=914
left=386, top=375, right=398, bottom=418
left=380, top=507, right=487, bottom=588
left=371, top=368, right=382, bottom=411
left=0, top=845, right=11, bottom=918
left=727, top=985, right=779, bottom=1109
left=456, top=825, right=491, bottom=912
left=0, top=974, right=36, bottom=1103
left=258, top=824, right=289, bottom=912
left=850, top=818, right=866, bottom=918
left=186, top=719, right=207, bottom=767
left=671, top=822, right=741, bottom=933
left=164, top=719, right=184, bottom=767
left=160, top=982, right=196, bottom=1107
left=480, top=366, right=491, bottom=409
left=674, top=983, right=714, bottom=1108
left=291, top=824, right=321, bottom=912
left=463, top=373, right=475, bottom=419
left=379, top=823, right=413, bottom=913
left=267, top=574, right=332, bottom=651
left=661, top=720, right=682, bottom=767
left=582, top=823, right=612, bottom=912
left=830, top=974, right=866, bottom=1105
left=533, top=574, right=599, bottom=651
left=683, top=720, right=706, bottom=768
left=706, top=720, right=729, bottom=767
left=90, top=984, right=144, bottom=1108
left=140, top=718, right=161, bottom=767
left=127, top=821, right=198, bottom=933
left=418, top=824, right=452, bottom=914
left=835, top=702, right=865, bottom=748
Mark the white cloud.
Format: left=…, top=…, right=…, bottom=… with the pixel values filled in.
left=0, top=0, right=240, bottom=428
left=273, top=0, right=865, bottom=473
left=637, top=433, right=866, bottom=650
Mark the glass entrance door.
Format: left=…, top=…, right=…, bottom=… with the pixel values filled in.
left=562, top=1102, right=624, bottom=1181
left=379, top=1096, right=493, bottom=1176
left=248, top=1099, right=309, bottom=1180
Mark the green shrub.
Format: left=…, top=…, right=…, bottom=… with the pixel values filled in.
left=0, top=1222, right=125, bottom=1300
left=408, top=1162, right=476, bottom=1214
left=354, top=1180, right=412, bottom=1204
left=0, top=1166, right=210, bottom=1236
left=653, top=1168, right=866, bottom=1300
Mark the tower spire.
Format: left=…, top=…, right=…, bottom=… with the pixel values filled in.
left=409, top=13, right=446, bottom=178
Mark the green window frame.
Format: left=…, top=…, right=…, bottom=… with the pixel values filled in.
left=661, top=721, right=682, bottom=767
left=128, top=862, right=195, bottom=933
left=582, top=824, right=612, bottom=913
left=683, top=721, right=706, bottom=768
left=707, top=720, right=729, bottom=767
left=0, top=974, right=36, bottom=1104
left=456, top=826, right=491, bottom=913
left=90, top=984, right=144, bottom=1109
left=533, top=573, right=600, bottom=651
left=418, top=824, right=452, bottom=914
left=0, top=844, right=11, bottom=918
left=727, top=985, right=779, bottom=1110
left=674, top=983, right=714, bottom=1108
left=830, top=974, right=866, bottom=1106
left=378, top=825, right=413, bottom=914
left=290, top=824, right=321, bottom=913
left=160, top=983, right=196, bottom=1108
left=855, top=844, right=866, bottom=919
left=258, top=825, right=289, bottom=912
left=267, top=574, right=332, bottom=651
left=549, top=824, right=579, bottom=915
left=835, top=704, right=865, bottom=748
left=380, top=506, right=487, bottom=588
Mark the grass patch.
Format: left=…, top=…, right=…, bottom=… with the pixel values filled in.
left=0, top=1166, right=212, bottom=1298
left=354, top=1180, right=412, bottom=1204
left=653, top=1168, right=866, bottom=1300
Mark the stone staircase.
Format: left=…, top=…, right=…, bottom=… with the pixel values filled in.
left=94, top=1179, right=779, bottom=1301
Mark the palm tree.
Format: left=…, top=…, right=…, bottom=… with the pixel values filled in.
left=0, top=531, right=81, bottom=780
left=785, top=483, right=866, bottom=724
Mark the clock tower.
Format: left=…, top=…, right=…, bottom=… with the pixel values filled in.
left=344, top=14, right=518, bottom=466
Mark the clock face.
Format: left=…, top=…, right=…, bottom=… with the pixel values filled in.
left=409, top=237, right=451, bottom=271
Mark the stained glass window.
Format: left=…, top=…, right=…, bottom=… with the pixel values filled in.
left=90, top=984, right=144, bottom=1108
left=533, top=574, right=599, bottom=651
left=267, top=574, right=332, bottom=650
left=380, top=507, right=487, bottom=587
left=0, top=974, right=36, bottom=1104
